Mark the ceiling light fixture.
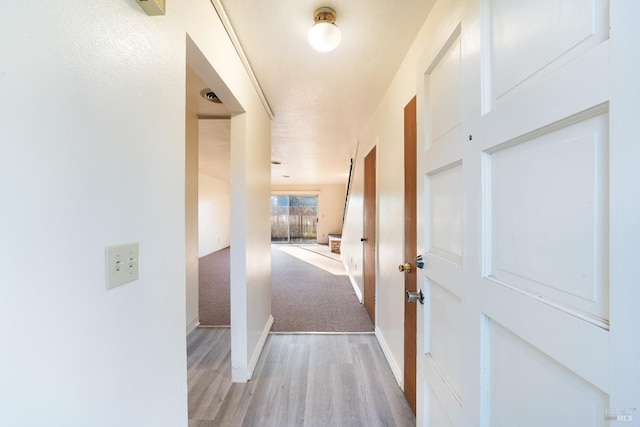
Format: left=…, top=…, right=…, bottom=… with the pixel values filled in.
left=308, top=7, right=342, bottom=52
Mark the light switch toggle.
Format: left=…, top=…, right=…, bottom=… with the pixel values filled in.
left=106, top=243, right=139, bottom=290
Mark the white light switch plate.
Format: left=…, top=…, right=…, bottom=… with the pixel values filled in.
left=106, top=243, right=139, bottom=290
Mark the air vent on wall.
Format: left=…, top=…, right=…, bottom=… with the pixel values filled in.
left=200, top=89, right=222, bottom=104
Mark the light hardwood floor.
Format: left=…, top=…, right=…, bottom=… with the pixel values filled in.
left=188, top=328, right=416, bottom=427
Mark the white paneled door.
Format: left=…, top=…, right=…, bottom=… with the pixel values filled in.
left=415, top=0, right=634, bottom=426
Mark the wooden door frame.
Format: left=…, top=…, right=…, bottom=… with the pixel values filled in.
left=403, top=97, right=417, bottom=413
left=363, top=146, right=377, bottom=324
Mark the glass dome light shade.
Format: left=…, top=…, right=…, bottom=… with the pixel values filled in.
left=308, top=21, right=342, bottom=52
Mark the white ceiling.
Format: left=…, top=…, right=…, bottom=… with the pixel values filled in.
left=193, top=1, right=434, bottom=186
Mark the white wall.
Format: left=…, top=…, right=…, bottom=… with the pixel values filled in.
left=342, top=153, right=366, bottom=297
left=230, top=111, right=273, bottom=381
left=186, top=104, right=200, bottom=334
left=199, top=173, right=231, bottom=256
left=0, top=0, right=272, bottom=424
left=181, top=0, right=273, bottom=382
left=341, top=1, right=437, bottom=387
left=272, top=184, right=346, bottom=244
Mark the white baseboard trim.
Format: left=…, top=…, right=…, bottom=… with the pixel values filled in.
left=186, top=318, right=200, bottom=335
left=346, top=268, right=363, bottom=303
left=270, top=331, right=374, bottom=335
left=375, top=326, right=403, bottom=388
left=248, top=315, right=274, bottom=380
left=197, top=324, right=231, bottom=328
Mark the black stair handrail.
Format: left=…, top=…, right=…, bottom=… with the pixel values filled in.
left=342, top=158, right=354, bottom=227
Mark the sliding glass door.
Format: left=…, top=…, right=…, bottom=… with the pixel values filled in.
left=270, top=195, right=318, bottom=244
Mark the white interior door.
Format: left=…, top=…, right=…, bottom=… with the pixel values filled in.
left=415, top=0, right=633, bottom=425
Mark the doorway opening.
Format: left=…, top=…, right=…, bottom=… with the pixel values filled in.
left=270, top=195, right=318, bottom=244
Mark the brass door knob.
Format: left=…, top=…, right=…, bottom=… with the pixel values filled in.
left=398, top=263, right=412, bottom=273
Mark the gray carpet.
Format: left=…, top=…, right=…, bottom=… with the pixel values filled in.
left=198, top=245, right=374, bottom=332
left=198, top=247, right=231, bottom=326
